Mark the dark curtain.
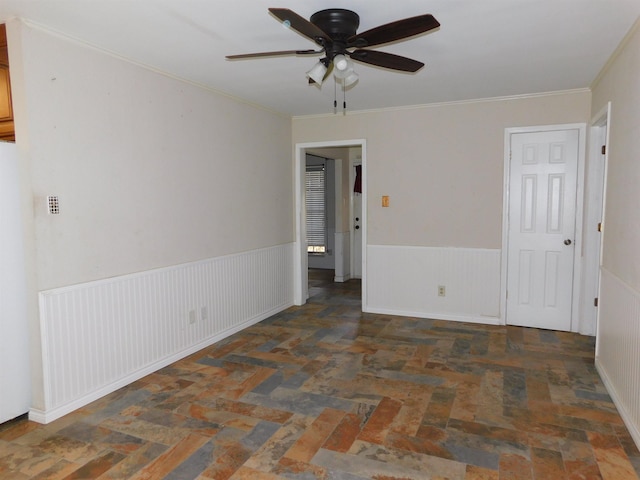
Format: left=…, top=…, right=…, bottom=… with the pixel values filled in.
left=354, top=164, right=362, bottom=194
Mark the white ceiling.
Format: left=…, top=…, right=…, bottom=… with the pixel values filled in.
left=1, top=0, right=639, bottom=117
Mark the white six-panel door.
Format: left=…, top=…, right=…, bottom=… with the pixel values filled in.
left=506, top=129, right=579, bottom=331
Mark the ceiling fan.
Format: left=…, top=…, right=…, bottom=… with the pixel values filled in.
left=226, top=8, right=440, bottom=87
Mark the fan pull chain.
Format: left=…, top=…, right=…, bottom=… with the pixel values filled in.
left=343, top=82, right=347, bottom=114
left=332, top=78, right=348, bottom=114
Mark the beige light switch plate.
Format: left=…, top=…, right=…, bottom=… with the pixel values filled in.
left=382, top=195, right=389, bottom=207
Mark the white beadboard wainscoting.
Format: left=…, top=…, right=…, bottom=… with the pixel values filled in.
left=32, top=243, right=294, bottom=424
left=595, top=268, right=640, bottom=449
left=366, top=245, right=502, bottom=324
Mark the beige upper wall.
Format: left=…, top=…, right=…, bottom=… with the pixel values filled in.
left=10, top=21, right=293, bottom=291
left=293, top=91, right=591, bottom=249
left=591, top=18, right=640, bottom=292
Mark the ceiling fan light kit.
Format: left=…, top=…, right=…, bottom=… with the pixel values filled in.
left=330, top=53, right=358, bottom=88
left=226, top=7, right=440, bottom=90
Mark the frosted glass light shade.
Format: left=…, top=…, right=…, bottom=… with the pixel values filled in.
left=334, top=54, right=349, bottom=72
left=306, top=61, right=327, bottom=84
left=343, top=71, right=359, bottom=87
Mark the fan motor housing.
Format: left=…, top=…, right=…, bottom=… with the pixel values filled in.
left=310, top=9, right=360, bottom=41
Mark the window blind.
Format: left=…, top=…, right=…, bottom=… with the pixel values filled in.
left=306, top=165, right=326, bottom=253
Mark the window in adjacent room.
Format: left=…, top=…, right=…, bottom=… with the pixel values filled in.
left=306, top=164, right=327, bottom=254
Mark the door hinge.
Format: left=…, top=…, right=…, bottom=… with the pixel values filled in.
left=601, top=145, right=606, bottom=155
left=594, top=297, right=599, bottom=307
left=597, top=222, right=603, bottom=232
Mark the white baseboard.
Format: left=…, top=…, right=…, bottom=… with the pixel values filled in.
left=365, top=306, right=501, bottom=325
left=334, top=274, right=351, bottom=283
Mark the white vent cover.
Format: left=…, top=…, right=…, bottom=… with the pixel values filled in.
left=47, top=196, right=59, bottom=215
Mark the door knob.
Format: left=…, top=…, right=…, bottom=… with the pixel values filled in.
left=564, top=239, right=572, bottom=245
left=355, top=225, right=360, bottom=230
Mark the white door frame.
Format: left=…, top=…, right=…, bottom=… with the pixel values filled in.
left=294, top=139, right=367, bottom=307
left=501, top=123, right=587, bottom=331
left=589, top=103, right=611, bottom=349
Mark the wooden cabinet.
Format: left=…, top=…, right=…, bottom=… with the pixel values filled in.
left=0, top=24, right=14, bottom=142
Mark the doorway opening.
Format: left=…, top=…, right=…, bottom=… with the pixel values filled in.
left=294, top=140, right=367, bottom=308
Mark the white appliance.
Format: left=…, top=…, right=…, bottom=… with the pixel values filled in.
left=0, top=141, right=31, bottom=423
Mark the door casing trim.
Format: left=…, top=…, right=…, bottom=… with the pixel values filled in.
left=293, top=139, right=367, bottom=307
left=590, top=103, right=611, bottom=347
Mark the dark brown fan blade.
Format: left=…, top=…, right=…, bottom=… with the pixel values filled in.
left=348, top=14, right=440, bottom=48
left=268, top=8, right=330, bottom=45
left=226, top=49, right=319, bottom=60
left=350, top=49, right=424, bottom=72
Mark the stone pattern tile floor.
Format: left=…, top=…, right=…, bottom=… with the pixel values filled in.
left=1, top=269, right=639, bottom=479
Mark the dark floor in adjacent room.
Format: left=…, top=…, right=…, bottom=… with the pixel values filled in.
left=1, top=268, right=639, bottom=479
